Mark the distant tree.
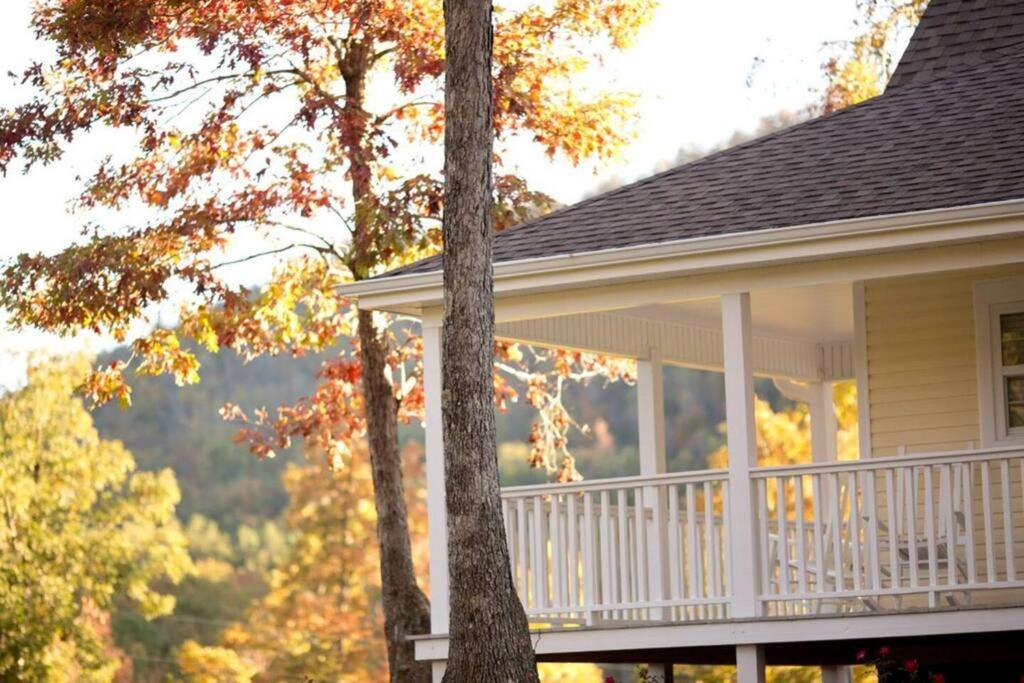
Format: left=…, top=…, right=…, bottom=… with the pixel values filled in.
left=0, top=2, right=655, bottom=676
left=822, top=0, right=928, bottom=112
left=176, top=444, right=427, bottom=681
left=0, top=356, right=192, bottom=681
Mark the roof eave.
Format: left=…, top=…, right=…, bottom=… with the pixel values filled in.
left=341, top=198, right=1024, bottom=314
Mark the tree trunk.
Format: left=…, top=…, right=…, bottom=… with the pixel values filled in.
left=358, top=310, right=432, bottom=682
left=440, top=1, right=538, bottom=681
left=342, top=37, right=432, bottom=683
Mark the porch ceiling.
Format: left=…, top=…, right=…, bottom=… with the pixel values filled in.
left=619, top=282, right=854, bottom=344
left=495, top=282, right=855, bottom=381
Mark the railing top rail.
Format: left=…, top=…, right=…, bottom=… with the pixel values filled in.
left=499, top=467, right=728, bottom=498
left=750, top=444, right=1024, bottom=478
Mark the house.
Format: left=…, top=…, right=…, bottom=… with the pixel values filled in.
left=342, top=1, right=1024, bottom=680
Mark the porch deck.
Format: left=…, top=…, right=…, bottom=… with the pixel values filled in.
left=500, top=445, right=1024, bottom=626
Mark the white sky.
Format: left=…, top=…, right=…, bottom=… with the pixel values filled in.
left=0, top=0, right=872, bottom=387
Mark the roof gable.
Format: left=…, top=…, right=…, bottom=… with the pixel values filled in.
left=888, top=0, right=1024, bottom=91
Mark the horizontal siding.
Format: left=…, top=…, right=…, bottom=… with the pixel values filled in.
left=865, top=265, right=1024, bottom=457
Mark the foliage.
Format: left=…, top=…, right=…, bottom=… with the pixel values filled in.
left=177, top=442, right=428, bottom=681
left=0, top=356, right=192, bottom=681
left=92, top=342, right=324, bottom=532
left=114, top=513, right=285, bottom=682
left=537, top=662, right=605, bottom=681
left=0, top=0, right=655, bottom=465
left=822, top=0, right=928, bottom=112
left=711, top=381, right=859, bottom=467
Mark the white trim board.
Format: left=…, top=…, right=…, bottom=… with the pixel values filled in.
left=412, top=605, right=1024, bottom=662
left=344, top=200, right=1024, bottom=317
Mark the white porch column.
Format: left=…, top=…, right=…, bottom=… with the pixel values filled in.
left=637, top=349, right=669, bottom=615
left=736, top=644, right=765, bottom=683
left=722, top=293, right=762, bottom=619
left=422, top=320, right=449, bottom=637
left=637, top=349, right=667, bottom=475
left=822, top=665, right=853, bottom=683
left=774, top=379, right=838, bottom=463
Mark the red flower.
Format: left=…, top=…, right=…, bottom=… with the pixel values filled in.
left=905, top=659, right=919, bottom=673
left=605, top=678, right=616, bottom=683
left=878, top=646, right=890, bottom=657
left=931, top=674, right=945, bottom=683
left=856, top=649, right=868, bottom=662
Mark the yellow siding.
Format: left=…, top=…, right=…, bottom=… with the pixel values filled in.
left=865, top=265, right=1024, bottom=457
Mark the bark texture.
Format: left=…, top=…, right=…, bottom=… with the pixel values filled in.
left=345, top=37, right=432, bottom=683
left=440, top=1, right=539, bottom=680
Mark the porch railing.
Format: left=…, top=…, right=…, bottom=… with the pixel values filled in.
left=753, top=446, right=1024, bottom=616
left=500, top=446, right=1024, bottom=625
left=500, top=470, right=731, bottom=624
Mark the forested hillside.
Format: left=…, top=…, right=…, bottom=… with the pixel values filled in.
left=93, top=339, right=765, bottom=532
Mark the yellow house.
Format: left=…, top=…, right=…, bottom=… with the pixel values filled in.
left=344, top=1, right=1024, bottom=680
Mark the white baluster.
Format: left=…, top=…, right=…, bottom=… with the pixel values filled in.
left=617, top=488, right=630, bottom=619
left=705, top=481, right=721, bottom=619
left=905, top=467, right=919, bottom=589
left=567, top=492, right=579, bottom=618
left=848, top=472, right=862, bottom=592
left=794, top=475, right=808, bottom=603
left=668, top=485, right=682, bottom=620
left=1001, top=459, right=1015, bottom=582
left=961, top=463, right=977, bottom=584
left=775, top=477, right=790, bottom=601
left=884, top=469, right=899, bottom=590
left=981, top=461, right=996, bottom=583
left=922, top=466, right=938, bottom=605
left=534, top=495, right=548, bottom=613
left=812, top=474, right=825, bottom=596
left=634, top=487, right=648, bottom=620
left=582, top=492, right=596, bottom=626
left=686, top=483, right=701, bottom=619
left=600, top=490, right=612, bottom=621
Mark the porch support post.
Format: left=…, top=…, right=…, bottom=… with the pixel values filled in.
left=722, top=293, right=762, bottom=619
left=774, top=379, right=838, bottom=463
left=637, top=349, right=669, bottom=617
left=637, top=348, right=667, bottom=476
left=735, top=644, right=765, bottom=683
left=422, top=319, right=449, bottom=635
left=822, top=665, right=852, bottom=683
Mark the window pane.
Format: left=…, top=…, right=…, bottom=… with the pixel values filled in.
left=1002, top=312, right=1024, bottom=366
left=1009, top=376, right=1024, bottom=429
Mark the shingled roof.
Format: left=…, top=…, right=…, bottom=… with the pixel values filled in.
left=888, top=0, right=1024, bottom=90
left=384, top=0, right=1024, bottom=278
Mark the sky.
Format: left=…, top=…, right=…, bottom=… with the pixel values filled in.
left=0, top=0, right=872, bottom=387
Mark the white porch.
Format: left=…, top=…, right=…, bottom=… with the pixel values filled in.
left=413, top=268, right=1024, bottom=681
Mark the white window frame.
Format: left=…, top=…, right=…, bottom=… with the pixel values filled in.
left=974, top=277, right=1024, bottom=447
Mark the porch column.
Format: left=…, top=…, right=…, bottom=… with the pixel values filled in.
left=774, top=379, right=838, bottom=463
left=822, top=666, right=853, bottom=683
left=422, top=319, right=449, bottom=638
left=637, top=349, right=669, bottom=616
left=736, top=644, right=765, bottom=683
left=721, top=293, right=762, bottom=619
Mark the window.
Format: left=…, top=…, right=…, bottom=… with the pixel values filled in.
left=975, top=278, right=1024, bottom=446
left=1002, top=311, right=1024, bottom=431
